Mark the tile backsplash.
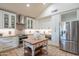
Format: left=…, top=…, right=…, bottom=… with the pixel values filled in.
left=0, top=29, right=52, bottom=36
left=0, top=29, right=16, bottom=36
left=24, top=29, right=52, bottom=35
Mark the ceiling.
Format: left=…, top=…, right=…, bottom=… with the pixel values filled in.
left=0, top=3, right=52, bottom=18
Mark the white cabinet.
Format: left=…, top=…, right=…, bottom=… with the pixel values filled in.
left=0, top=36, right=19, bottom=52
left=7, top=37, right=19, bottom=47
left=10, top=14, right=16, bottom=28
left=0, top=10, right=16, bottom=29
left=25, top=17, right=33, bottom=29
left=61, top=10, right=77, bottom=22
left=3, top=12, right=9, bottom=28
left=0, top=11, right=3, bottom=28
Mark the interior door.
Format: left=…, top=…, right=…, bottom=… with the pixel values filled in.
left=71, top=21, right=77, bottom=41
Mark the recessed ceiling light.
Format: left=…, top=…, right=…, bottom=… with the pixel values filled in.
left=26, top=4, right=30, bottom=7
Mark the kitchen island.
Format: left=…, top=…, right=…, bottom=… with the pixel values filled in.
left=23, top=38, right=48, bottom=56
left=0, top=36, right=19, bottom=52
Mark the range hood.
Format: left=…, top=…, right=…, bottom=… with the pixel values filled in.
left=17, top=15, right=25, bottom=24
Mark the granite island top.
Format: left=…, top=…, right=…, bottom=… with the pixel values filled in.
left=23, top=38, right=48, bottom=45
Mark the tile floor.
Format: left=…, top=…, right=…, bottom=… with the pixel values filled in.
left=0, top=40, right=77, bottom=56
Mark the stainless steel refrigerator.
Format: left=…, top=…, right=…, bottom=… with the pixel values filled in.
left=59, top=21, right=79, bottom=54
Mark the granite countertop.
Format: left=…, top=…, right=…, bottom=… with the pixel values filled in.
left=0, top=35, right=18, bottom=38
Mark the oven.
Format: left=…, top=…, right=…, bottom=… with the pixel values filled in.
left=19, top=35, right=28, bottom=47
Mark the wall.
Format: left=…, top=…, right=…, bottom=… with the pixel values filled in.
left=51, top=14, right=60, bottom=46
left=35, top=16, right=52, bottom=29
left=24, top=29, right=51, bottom=35
left=37, top=14, right=60, bottom=46
left=35, top=3, right=79, bottom=47
left=35, top=14, right=60, bottom=46
left=37, top=3, right=79, bottom=18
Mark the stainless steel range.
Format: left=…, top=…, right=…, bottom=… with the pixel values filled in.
left=19, top=34, right=28, bottom=46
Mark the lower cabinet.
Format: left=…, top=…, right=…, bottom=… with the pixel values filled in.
left=0, top=36, right=19, bottom=52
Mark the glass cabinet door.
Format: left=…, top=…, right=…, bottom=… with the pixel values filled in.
left=28, top=20, right=33, bottom=29
left=11, top=15, right=15, bottom=28
left=30, top=20, right=33, bottom=29
left=4, top=14, right=9, bottom=28
left=25, top=17, right=33, bottom=29
left=28, top=19, right=30, bottom=29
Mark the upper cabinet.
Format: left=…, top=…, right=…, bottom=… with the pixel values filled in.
left=16, top=15, right=34, bottom=30
left=61, top=10, right=77, bottom=22
left=0, top=10, right=34, bottom=29
left=11, top=15, right=16, bottom=28
left=25, top=17, right=34, bottom=29
left=3, top=13, right=9, bottom=28
left=0, top=10, right=16, bottom=29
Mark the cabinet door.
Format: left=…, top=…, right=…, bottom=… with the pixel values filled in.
left=11, top=15, right=16, bottom=28
left=30, top=20, right=33, bottom=29
left=0, top=11, right=3, bottom=28
left=71, top=21, right=77, bottom=41
left=28, top=19, right=30, bottom=29
left=28, top=19, right=33, bottom=29
left=25, top=17, right=33, bottom=29
left=25, top=17, right=27, bottom=28
left=3, top=14, right=9, bottom=28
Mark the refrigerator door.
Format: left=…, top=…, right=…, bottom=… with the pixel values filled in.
left=66, top=22, right=70, bottom=41
left=64, top=41, right=70, bottom=52
left=60, top=22, right=66, bottom=39
left=59, top=21, right=78, bottom=54
left=69, top=41, right=77, bottom=53
left=60, top=40, right=70, bottom=51
left=71, top=21, right=77, bottom=41
left=76, top=21, right=79, bottom=53
left=69, top=21, right=77, bottom=53
left=59, top=22, right=66, bottom=49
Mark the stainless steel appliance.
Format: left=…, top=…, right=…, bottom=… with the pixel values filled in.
left=59, top=21, right=79, bottom=54
left=19, top=34, right=28, bottom=47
